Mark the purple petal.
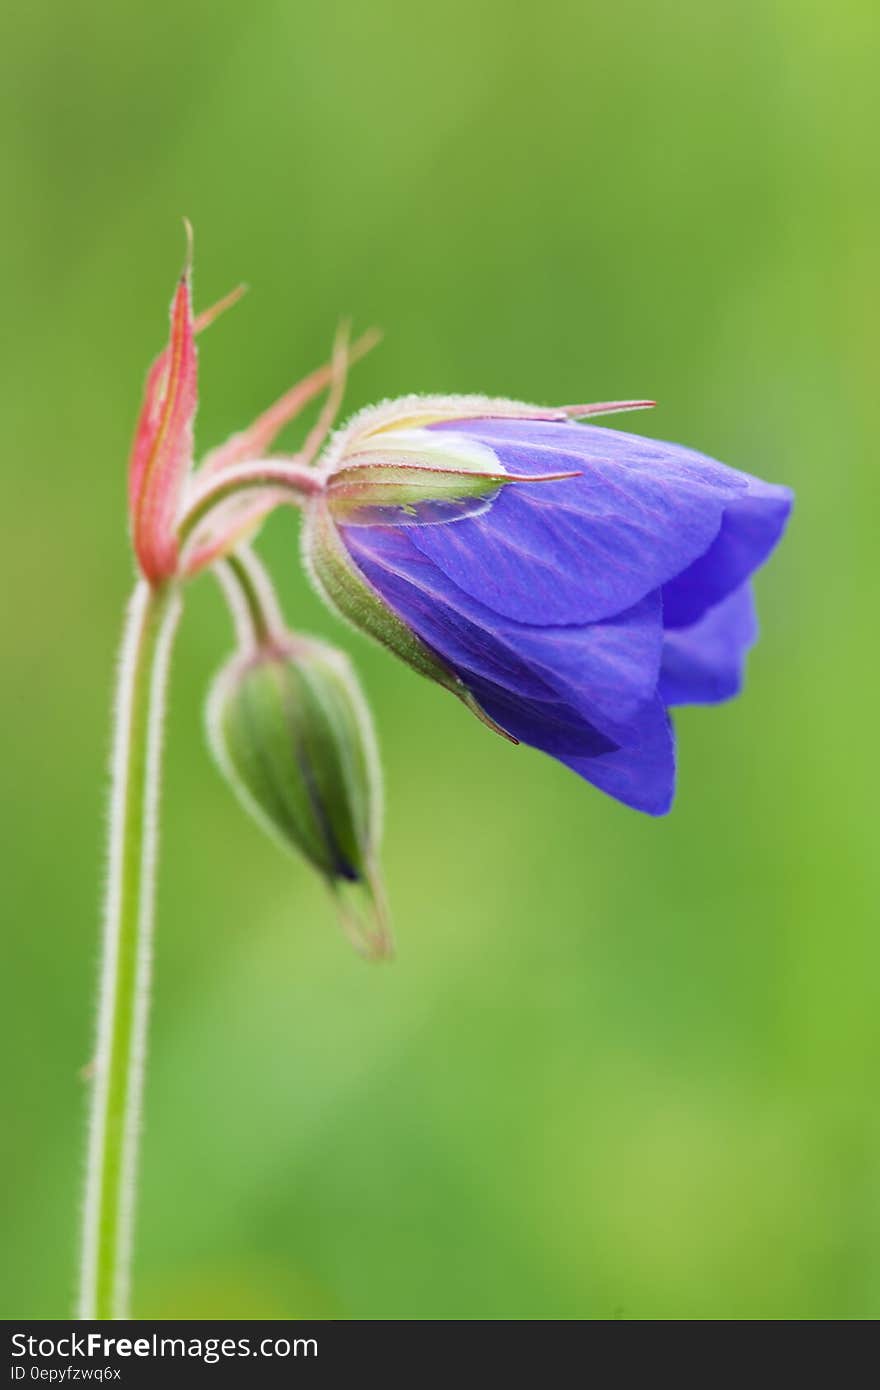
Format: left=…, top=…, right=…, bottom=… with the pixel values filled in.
left=475, top=689, right=676, bottom=817
left=459, top=682, right=675, bottom=815
left=409, top=418, right=748, bottom=625
left=662, top=476, right=793, bottom=628
left=344, top=524, right=664, bottom=733
left=564, top=699, right=675, bottom=816
left=463, top=674, right=620, bottom=759
left=659, top=583, right=758, bottom=706
left=507, top=590, right=663, bottom=724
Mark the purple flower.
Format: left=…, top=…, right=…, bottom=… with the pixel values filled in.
left=304, top=396, right=792, bottom=815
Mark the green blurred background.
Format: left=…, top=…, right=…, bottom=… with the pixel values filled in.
left=2, top=0, right=877, bottom=1320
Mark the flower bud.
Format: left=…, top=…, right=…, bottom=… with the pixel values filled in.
left=206, top=635, right=390, bottom=959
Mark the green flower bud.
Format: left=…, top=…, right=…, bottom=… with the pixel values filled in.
left=206, top=635, right=390, bottom=960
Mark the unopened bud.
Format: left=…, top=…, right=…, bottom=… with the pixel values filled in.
left=206, top=635, right=390, bottom=960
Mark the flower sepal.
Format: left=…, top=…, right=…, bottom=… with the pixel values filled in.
left=325, top=427, right=579, bottom=528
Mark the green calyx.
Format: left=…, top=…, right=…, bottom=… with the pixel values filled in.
left=325, top=460, right=509, bottom=524
left=302, top=501, right=518, bottom=745
left=322, top=428, right=579, bottom=528
left=207, top=635, right=390, bottom=960
left=304, top=500, right=463, bottom=691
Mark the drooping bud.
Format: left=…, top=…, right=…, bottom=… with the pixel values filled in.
left=206, top=634, right=390, bottom=960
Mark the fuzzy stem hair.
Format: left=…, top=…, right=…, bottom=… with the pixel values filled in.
left=79, top=580, right=182, bottom=1319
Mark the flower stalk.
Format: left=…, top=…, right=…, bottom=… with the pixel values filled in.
left=217, top=545, right=284, bottom=650
left=208, top=547, right=392, bottom=961
left=176, top=457, right=322, bottom=555
left=79, top=580, right=182, bottom=1319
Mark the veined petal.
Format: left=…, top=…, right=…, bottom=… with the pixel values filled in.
left=404, top=419, right=747, bottom=625
left=560, top=698, right=676, bottom=816
left=472, top=677, right=676, bottom=816
left=346, top=514, right=676, bottom=811
left=659, top=582, right=758, bottom=706
left=508, top=592, right=663, bottom=722
left=461, top=674, right=620, bottom=759
left=343, top=524, right=664, bottom=734
left=661, top=476, right=793, bottom=628
left=129, top=269, right=197, bottom=583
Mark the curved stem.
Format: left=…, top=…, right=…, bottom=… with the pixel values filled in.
left=216, top=547, right=284, bottom=650
left=79, top=580, right=182, bottom=1319
left=177, top=459, right=321, bottom=548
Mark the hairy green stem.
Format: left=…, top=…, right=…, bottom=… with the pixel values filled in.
left=219, top=548, right=284, bottom=649
left=79, top=580, right=182, bottom=1319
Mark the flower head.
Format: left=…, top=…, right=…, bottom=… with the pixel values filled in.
left=303, top=396, right=793, bottom=814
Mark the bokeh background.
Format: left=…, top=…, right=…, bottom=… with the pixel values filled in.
left=2, top=0, right=877, bottom=1320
